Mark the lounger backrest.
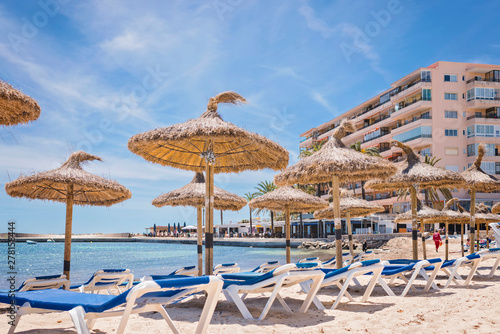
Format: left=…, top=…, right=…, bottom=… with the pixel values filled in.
left=18, top=274, right=70, bottom=291
left=272, top=263, right=296, bottom=276
left=214, top=263, right=240, bottom=274
left=85, top=269, right=133, bottom=291
left=251, top=261, right=281, bottom=273
left=170, top=266, right=198, bottom=276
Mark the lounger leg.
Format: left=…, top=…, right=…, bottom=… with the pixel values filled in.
left=299, top=281, right=325, bottom=310
left=361, top=267, right=383, bottom=303
left=154, top=305, right=180, bottom=334
left=443, top=266, right=462, bottom=289
left=465, top=260, right=481, bottom=286
left=116, top=296, right=137, bottom=334
left=227, top=287, right=255, bottom=320
left=331, top=274, right=354, bottom=310
left=222, top=289, right=234, bottom=303
left=276, top=294, right=292, bottom=313
left=377, top=277, right=396, bottom=296
left=487, top=257, right=500, bottom=278
left=421, top=264, right=441, bottom=292
left=196, top=281, right=223, bottom=334
left=401, top=270, right=420, bottom=297
left=333, top=281, right=354, bottom=301
left=299, top=274, right=324, bottom=314
left=351, top=277, right=362, bottom=287
left=259, top=277, right=286, bottom=320
left=68, top=306, right=91, bottom=334
left=86, top=318, right=97, bottom=330
left=7, top=308, right=21, bottom=334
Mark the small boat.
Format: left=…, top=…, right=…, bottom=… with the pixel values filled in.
left=26, top=240, right=37, bottom=244
left=47, top=238, right=55, bottom=243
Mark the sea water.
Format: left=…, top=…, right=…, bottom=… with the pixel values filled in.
left=0, top=242, right=332, bottom=289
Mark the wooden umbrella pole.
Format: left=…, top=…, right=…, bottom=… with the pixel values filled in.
left=445, top=222, right=449, bottom=261
left=470, top=191, right=476, bottom=255
left=410, top=186, right=418, bottom=260
left=197, top=205, right=203, bottom=276
left=421, top=219, right=427, bottom=260
left=205, top=162, right=215, bottom=275
left=63, top=184, right=74, bottom=279
left=461, top=221, right=464, bottom=257
left=285, top=205, right=291, bottom=264
left=332, top=176, right=342, bottom=269
left=346, top=212, right=353, bottom=257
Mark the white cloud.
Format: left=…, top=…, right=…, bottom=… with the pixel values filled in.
left=298, top=2, right=336, bottom=38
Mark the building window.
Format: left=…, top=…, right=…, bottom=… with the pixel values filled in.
left=445, top=110, right=457, bottom=118
left=445, top=129, right=458, bottom=137
left=444, top=74, right=457, bottom=82
left=445, top=165, right=459, bottom=172
left=421, top=111, right=431, bottom=119
left=445, top=93, right=458, bottom=100
left=466, top=125, right=495, bottom=138
left=467, top=87, right=497, bottom=101
left=421, top=70, right=431, bottom=82
left=467, top=143, right=495, bottom=157
left=445, top=147, right=459, bottom=155
left=420, top=148, right=431, bottom=157
left=422, top=89, right=432, bottom=101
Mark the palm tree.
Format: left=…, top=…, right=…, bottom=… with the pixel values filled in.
left=350, top=142, right=381, bottom=199
left=397, top=155, right=453, bottom=209
left=255, top=180, right=277, bottom=236
left=244, top=192, right=258, bottom=235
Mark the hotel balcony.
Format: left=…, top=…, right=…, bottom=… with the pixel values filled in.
left=391, top=98, right=432, bottom=119
left=466, top=97, right=500, bottom=109
left=466, top=114, right=500, bottom=128
left=390, top=79, right=432, bottom=102
left=466, top=77, right=500, bottom=88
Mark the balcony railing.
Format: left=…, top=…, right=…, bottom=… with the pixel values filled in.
left=395, top=115, right=432, bottom=130
left=466, top=114, right=500, bottom=120
left=362, top=114, right=390, bottom=129
left=398, top=134, right=432, bottom=143
left=466, top=78, right=500, bottom=84
left=363, top=131, right=391, bottom=144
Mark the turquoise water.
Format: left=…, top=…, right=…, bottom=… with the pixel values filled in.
left=0, top=242, right=332, bottom=289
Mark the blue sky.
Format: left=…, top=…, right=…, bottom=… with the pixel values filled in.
left=1, top=0, right=500, bottom=234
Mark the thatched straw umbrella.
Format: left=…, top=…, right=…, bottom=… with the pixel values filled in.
left=461, top=144, right=500, bottom=253
left=5, top=151, right=131, bottom=278
left=274, top=119, right=396, bottom=268
left=248, top=186, right=328, bottom=263
left=314, top=189, right=384, bottom=256
left=129, top=92, right=288, bottom=274
left=152, top=172, right=246, bottom=275
left=395, top=201, right=446, bottom=260
left=365, top=140, right=464, bottom=260
left=492, top=202, right=500, bottom=214
left=458, top=203, right=500, bottom=251
left=0, top=80, right=41, bottom=126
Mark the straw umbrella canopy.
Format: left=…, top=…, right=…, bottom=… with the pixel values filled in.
left=492, top=202, right=500, bottom=214
left=152, top=172, right=246, bottom=275
left=274, top=119, right=396, bottom=268
left=0, top=80, right=41, bottom=126
left=5, top=151, right=131, bottom=279
left=365, top=140, right=464, bottom=260
left=314, top=189, right=384, bottom=256
left=248, top=186, right=328, bottom=263
left=461, top=144, right=500, bottom=253
left=129, top=92, right=288, bottom=274
left=395, top=200, right=446, bottom=260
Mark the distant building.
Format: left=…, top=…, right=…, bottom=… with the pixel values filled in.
left=300, top=61, right=500, bottom=213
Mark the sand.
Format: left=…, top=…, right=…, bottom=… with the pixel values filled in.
left=1, top=236, right=498, bottom=333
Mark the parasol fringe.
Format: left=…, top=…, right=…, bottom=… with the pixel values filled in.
left=207, top=91, right=247, bottom=112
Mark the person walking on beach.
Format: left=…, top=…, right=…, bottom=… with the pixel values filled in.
left=362, top=239, right=368, bottom=252
left=433, top=230, right=442, bottom=252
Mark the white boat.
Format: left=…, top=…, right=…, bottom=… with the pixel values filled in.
left=26, top=240, right=37, bottom=244
left=47, top=238, right=55, bottom=242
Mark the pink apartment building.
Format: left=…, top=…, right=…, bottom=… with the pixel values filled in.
left=300, top=61, right=500, bottom=214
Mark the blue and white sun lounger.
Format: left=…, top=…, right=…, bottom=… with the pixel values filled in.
left=2, top=276, right=223, bottom=334
left=300, top=259, right=384, bottom=310
left=299, top=253, right=353, bottom=268
left=214, top=263, right=240, bottom=274
left=439, top=254, right=481, bottom=288
left=70, top=269, right=134, bottom=294
left=219, top=263, right=324, bottom=320
left=475, top=248, right=500, bottom=278
left=251, top=261, right=281, bottom=273
left=376, top=258, right=443, bottom=297
left=6, top=274, right=70, bottom=292
left=353, top=251, right=375, bottom=263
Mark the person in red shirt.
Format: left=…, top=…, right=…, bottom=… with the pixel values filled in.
left=433, top=230, right=442, bottom=252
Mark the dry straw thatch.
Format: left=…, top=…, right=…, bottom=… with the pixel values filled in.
left=441, top=198, right=469, bottom=223
left=274, top=120, right=396, bottom=186
left=128, top=91, right=289, bottom=173
left=0, top=80, right=41, bottom=126
left=394, top=202, right=445, bottom=224
left=313, top=189, right=384, bottom=219
left=248, top=186, right=328, bottom=212
left=461, top=144, right=500, bottom=192
left=365, top=141, right=465, bottom=191
left=458, top=203, right=500, bottom=224
left=492, top=202, right=500, bottom=214
left=5, top=151, right=131, bottom=206
left=152, top=172, right=246, bottom=211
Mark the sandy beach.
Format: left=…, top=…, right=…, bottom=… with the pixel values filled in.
left=1, top=236, right=498, bottom=334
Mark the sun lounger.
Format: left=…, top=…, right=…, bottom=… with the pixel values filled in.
left=251, top=261, right=281, bottom=273
left=376, top=258, right=443, bottom=297
left=299, top=253, right=353, bottom=268
left=213, top=263, right=240, bottom=274
left=2, top=276, right=223, bottom=334
left=70, top=269, right=134, bottom=294
left=353, top=251, right=375, bottom=263
left=300, top=259, right=384, bottom=310
left=475, top=248, right=500, bottom=278
left=3, top=274, right=70, bottom=292
left=439, top=254, right=481, bottom=288
left=219, top=263, right=324, bottom=320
